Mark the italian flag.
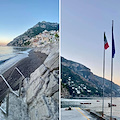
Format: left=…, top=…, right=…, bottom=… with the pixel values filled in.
left=104, top=32, right=109, bottom=50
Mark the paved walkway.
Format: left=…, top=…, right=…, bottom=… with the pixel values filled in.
left=61, top=107, right=94, bottom=120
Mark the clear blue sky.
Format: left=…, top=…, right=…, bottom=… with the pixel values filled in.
left=0, top=0, right=59, bottom=45
left=61, top=0, right=120, bottom=85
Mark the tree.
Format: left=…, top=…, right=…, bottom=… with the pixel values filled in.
left=55, top=33, right=59, bottom=38
left=24, top=41, right=31, bottom=46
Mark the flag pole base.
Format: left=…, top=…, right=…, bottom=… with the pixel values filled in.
left=101, top=112, right=104, bottom=117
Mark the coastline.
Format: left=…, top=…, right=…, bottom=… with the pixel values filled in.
left=0, top=41, right=59, bottom=120
left=2, top=49, right=47, bottom=78
left=0, top=49, right=47, bottom=100
left=0, top=47, right=31, bottom=74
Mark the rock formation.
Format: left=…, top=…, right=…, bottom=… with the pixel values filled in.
left=26, top=41, right=59, bottom=120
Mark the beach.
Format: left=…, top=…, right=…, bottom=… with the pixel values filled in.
left=0, top=49, right=47, bottom=101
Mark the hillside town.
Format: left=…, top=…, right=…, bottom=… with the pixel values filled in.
left=24, top=30, right=59, bottom=47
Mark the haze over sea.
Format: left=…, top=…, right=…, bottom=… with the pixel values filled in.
left=0, top=46, right=31, bottom=74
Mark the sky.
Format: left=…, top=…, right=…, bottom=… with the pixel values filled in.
left=0, top=0, right=59, bottom=45
left=61, top=0, right=120, bottom=85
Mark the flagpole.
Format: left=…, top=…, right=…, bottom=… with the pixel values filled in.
left=102, top=34, right=105, bottom=117
left=110, top=20, right=114, bottom=120
left=110, top=57, right=113, bottom=120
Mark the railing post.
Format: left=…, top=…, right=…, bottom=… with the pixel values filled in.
left=15, top=67, right=25, bottom=79
left=15, top=67, right=25, bottom=97
left=6, top=93, right=9, bottom=116
left=19, top=78, right=22, bottom=96
left=0, top=75, right=13, bottom=92
left=0, top=74, right=19, bottom=97
left=0, top=67, right=26, bottom=115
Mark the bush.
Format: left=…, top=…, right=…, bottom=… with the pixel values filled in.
left=55, top=33, right=59, bottom=38
left=24, top=41, right=31, bottom=46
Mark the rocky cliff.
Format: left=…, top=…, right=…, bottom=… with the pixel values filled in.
left=0, top=42, right=59, bottom=120
left=61, top=57, right=120, bottom=97
left=7, top=21, right=59, bottom=46
left=26, top=41, right=59, bottom=120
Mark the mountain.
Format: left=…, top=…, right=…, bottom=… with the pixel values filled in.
left=61, top=57, right=120, bottom=98
left=7, top=21, right=59, bottom=46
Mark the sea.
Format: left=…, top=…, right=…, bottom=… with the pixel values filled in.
left=0, top=46, right=31, bottom=74
left=61, top=98, right=120, bottom=119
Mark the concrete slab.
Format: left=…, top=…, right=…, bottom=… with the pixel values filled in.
left=61, top=107, right=93, bottom=120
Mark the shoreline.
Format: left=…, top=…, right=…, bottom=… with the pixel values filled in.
left=2, top=49, right=47, bottom=78
left=0, top=49, right=47, bottom=101
left=0, top=47, right=32, bottom=74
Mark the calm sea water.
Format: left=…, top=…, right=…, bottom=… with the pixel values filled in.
left=61, top=98, right=120, bottom=119
left=0, top=46, right=31, bottom=74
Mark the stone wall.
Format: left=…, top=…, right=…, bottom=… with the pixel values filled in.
left=26, top=42, right=59, bottom=120
left=0, top=92, right=29, bottom=120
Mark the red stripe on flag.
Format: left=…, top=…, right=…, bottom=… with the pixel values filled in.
left=104, top=42, right=109, bottom=49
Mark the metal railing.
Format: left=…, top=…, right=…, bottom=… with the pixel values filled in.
left=0, top=67, right=25, bottom=115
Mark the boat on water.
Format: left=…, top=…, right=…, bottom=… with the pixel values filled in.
left=80, top=102, right=91, bottom=104
left=108, top=103, right=116, bottom=107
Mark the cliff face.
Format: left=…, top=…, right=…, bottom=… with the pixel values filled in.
left=61, top=57, right=120, bottom=97
left=26, top=42, right=59, bottom=120
left=7, top=21, right=59, bottom=46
